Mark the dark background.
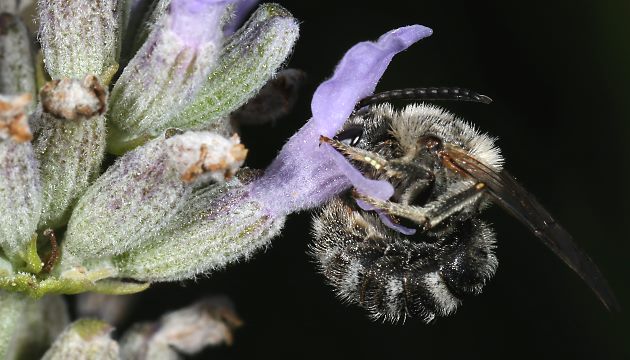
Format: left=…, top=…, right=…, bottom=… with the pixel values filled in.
left=129, top=1, right=629, bottom=358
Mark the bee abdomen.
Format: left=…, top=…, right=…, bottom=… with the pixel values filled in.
left=310, top=198, right=498, bottom=323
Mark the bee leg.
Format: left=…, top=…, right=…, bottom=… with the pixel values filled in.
left=353, top=189, right=429, bottom=226
left=353, top=182, right=486, bottom=230
left=320, top=135, right=393, bottom=173
left=422, top=183, right=487, bottom=229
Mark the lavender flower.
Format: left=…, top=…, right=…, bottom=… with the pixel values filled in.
left=251, top=25, right=433, bottom=215
left=113, top=25, right=432, bottom=281
left=0, top=0, right=437, bottom=356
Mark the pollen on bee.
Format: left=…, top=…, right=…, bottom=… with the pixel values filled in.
left=363, top=156, right=382, bottom=169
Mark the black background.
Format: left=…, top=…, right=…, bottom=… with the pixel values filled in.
left=128, top=1, right=630, bottom=358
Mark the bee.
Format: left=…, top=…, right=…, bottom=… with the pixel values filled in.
left=310, top=87, right=618, bottom=323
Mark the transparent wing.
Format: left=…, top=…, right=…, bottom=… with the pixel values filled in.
left=441, top=144, right=620, bottom=311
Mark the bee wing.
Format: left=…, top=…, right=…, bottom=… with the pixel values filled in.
left=442, top=144, right=620, bottom=311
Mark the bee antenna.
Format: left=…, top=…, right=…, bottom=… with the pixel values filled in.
left=355, top=87, right=493, bottom=110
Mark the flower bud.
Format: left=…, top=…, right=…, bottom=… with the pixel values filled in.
left=32, top=76, right=107, bottom=230
left=120, top=296, right=241, bottom=359
left=41, top=319, right=119, bottom=360
left=0, top=13, right=36, bottom=101
left=107, top=0, right=234, bottom=154
left=63, top=131, right=247, bottom=263
left=108, top=3, right=299, bottom=154
left=0, top=94, right=42, bottom=264
left=166, top=3, right=299, bottom=132
left=114, top=179, right=284, bottom=281
left=38, top=0, right=123, bottom=83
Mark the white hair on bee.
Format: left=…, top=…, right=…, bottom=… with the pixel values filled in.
left=337, top=260, right=362, bottom=300
left=383, top=278, right=404, bottom=322
left=310, top=194, right=499, bottom=323
left=465, top=222, right=500, bottom=294
left=422, top=272, right=460, bottom=316
left=374, top=103, right=504, bottom=170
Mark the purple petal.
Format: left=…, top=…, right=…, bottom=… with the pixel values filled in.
left=249, top=25, right=432, bottom=218
left=356, top=199, right=417, bottom=235
left=170, top=0, right=236, bottom=47
left=322, top=145, right=393, bottom=200
left=224, top=0, right=259, bottom=35
left=378, top=213, right=417, bottom=236
left=311, top=25, right=433, bottom=137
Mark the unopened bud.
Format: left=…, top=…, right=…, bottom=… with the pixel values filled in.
left=38, top=0, right=122, bottom=83
left=0, top=13, right=36, bottom=101
left=32, top=76, right=107, bottom=230
left=107, top=3, right=299, bottom=154
left=107, top=0, right=234, bottom=154
left=0, top=94, right=41, bottom=264
left=114, top=179, right=284, bottom=281
left=167, top=3, right=299, bottom=131
left=63, top=131, right=246, bottom=263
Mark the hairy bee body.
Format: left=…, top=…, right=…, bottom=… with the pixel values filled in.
left=311, top=198, right=497, bottom=322
left=310, top=103, right=504, bottom=322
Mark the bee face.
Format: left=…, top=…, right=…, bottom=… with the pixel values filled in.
left=311, top=98, right=618, bottom=323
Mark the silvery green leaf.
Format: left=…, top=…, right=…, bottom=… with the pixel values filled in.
left=32, top=76, right=107, bottom=230
left=37, top=0, right=123, bottom=83
left=0, top=291, right=28, bottom=359
left=115, top=179, right=284, bottom=281
left=6, top=295, right=70, bottom=360
left=63, top=131, right=247, bottom=263
left=41, top=319, right=119, bottom=360
left=120, top=296, right=241, bottom=360
left=0, top=13, right=36, bottom=101
left=0, top=94, right=41, bottom=265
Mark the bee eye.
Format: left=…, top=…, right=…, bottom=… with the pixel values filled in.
left=334, top=126, right=363, bottom=146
